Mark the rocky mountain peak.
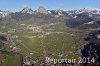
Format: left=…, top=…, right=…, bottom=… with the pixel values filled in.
left=37, top=6, right=47, bottom=14
left=21, top=6, right=34, bottom=14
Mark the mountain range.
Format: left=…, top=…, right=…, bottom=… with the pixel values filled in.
left=0, top=6, right=100, bottom=29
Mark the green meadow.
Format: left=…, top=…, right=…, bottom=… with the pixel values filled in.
left=0, top=20, right=87, bottom=66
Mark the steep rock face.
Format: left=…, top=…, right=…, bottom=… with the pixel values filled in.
left=21, top=7, right=34, bottom=14
left=37, top=6, right=47, bottom=14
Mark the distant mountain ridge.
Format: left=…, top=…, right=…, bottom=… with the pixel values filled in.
left=0, top=7, right=100, bottom=19
left=1, top=7, right=100, bottom=30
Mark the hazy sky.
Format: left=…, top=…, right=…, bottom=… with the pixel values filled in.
left=0, top=0, right=100, bottom=11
